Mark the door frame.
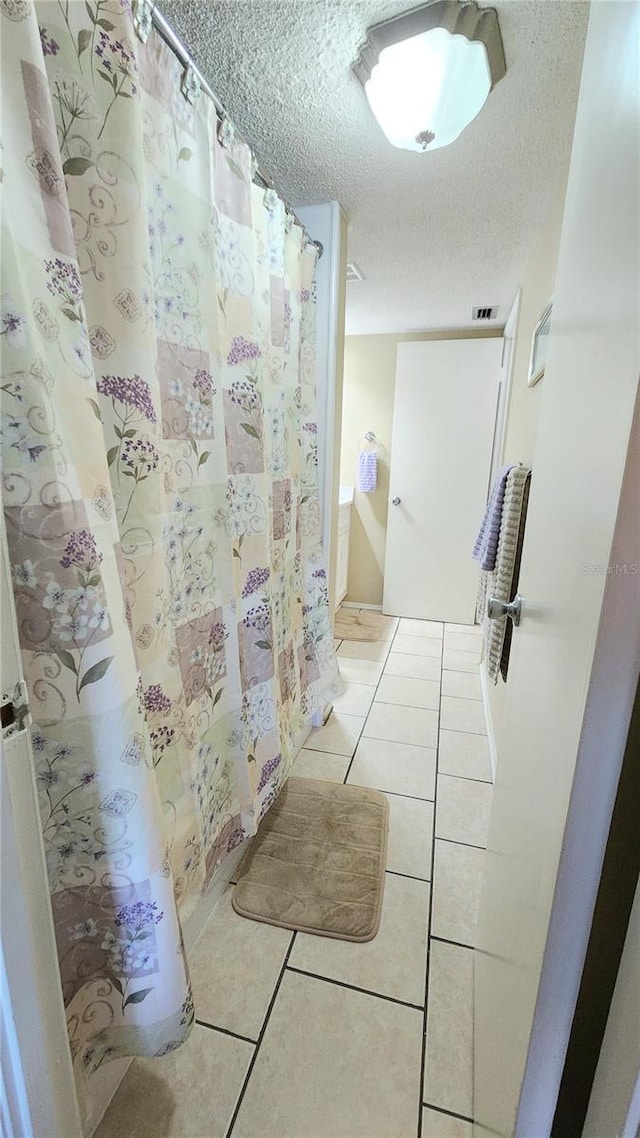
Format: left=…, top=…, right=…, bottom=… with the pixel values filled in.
left=489, top=290, right=520, bottom=487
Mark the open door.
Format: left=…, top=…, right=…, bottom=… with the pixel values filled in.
left=474, top=2, right=640, bottom=1134
left=384, top=337, right=502, bottom=624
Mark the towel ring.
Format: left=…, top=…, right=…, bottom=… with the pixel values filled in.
left=359, top=431, right=378, bottom=452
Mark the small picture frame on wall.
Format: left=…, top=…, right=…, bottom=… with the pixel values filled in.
left=528, top=300, right=553, bottom=387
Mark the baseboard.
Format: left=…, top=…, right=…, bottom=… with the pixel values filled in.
left=340, top=601, right=383, bottom=611
left=182, top=843, right=247, bottom=954
left=479, top=660, right=498, bottom=783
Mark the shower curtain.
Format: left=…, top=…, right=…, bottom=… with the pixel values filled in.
left=0, top=0, right=339, bottom=1076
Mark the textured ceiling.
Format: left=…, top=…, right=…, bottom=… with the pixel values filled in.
left=162, top=0, right=589, bottom=334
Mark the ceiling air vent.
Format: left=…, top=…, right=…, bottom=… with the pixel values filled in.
left=346, top=262, right=365, bottom=283
left=472, top=305, right=499, bottom=321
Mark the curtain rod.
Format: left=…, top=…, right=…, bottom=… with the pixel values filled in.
left=149, top=3, right=323, bottom=257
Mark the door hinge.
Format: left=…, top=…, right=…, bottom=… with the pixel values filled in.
left=1, top=680, right=31, bottom=741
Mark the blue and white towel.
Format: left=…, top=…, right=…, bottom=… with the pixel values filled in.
left=472, top=464, right=514, bottom=571
left=357, top=451, right=377, bottom=493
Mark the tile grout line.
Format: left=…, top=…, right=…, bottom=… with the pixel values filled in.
left=431, top=934, right=478, bottom=953
left=434, top=626, right=485, bottom=1129
left=341, top=627, right=398, bottom=785
left=438, top=771, right=493, bottom=787
left=284, top=965, right=424, bottom=1012
left=387, top=868, right=431, bottom=884
left=349, top=735, right=438, bottom=754
left=340, top=615, right=441, bottom=1138
left=340, top=620, right=446, bottom=786
left=225, top=931, right=297, bottom=1138
left=422, top=1100, right=475, bottom=1125
left=380, top=788, right=436, bottom=804
left=436, top=835, right=487, bottom=852
left=195, top=1019, right=257, bottom=1047
left=375, top=699, right=442, bottom=711
left=307, top=618, right=489, bottom=1136
left=440, top=725, right=490, bottom=738
left=311, top=620, right=399, bottom=774
left=417, top=620, right=445, bottom=1138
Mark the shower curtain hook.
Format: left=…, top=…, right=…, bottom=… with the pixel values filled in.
left=133, top=0, right=153, bottom=42
left=181, top=64, right=201, bottom=105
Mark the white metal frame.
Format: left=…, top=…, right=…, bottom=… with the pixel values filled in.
left=527, top=297, right=553, bottom=388
left=294, top=202, right=343, bottom=564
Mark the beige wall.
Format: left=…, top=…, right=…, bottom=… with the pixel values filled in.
left=339, top=175, right=568, bottom=611
left=489, top=174, right=569, bottom=745
left=340, top=329, right=500, bottom=606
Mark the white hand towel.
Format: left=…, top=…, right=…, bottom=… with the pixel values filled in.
left=357, top=451, right=377, bottom=493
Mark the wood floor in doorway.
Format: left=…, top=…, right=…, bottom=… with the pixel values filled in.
left=333, top=605, right=398, bottom=643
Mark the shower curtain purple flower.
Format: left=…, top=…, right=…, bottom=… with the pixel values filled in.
left=0, top=0, right=339, bottom=1083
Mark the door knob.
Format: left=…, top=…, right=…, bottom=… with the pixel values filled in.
left=487, top=594, right=523, bottom=626
left=392, top=496, right=401, bottom=506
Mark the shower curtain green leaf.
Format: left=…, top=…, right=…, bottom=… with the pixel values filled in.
left=62, top=156, right=94, bottom=175
left=77, top=27, right=91, bottom=55
left=124, top=987, right=153, bottom=1008
left=77, top=655, right=114, bottom=694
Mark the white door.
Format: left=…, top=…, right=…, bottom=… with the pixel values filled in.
left=474, top=3, right=640, bottom=1134
left=383, top=338, right=501, bottom=624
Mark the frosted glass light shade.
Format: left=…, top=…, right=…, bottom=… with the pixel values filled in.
left=353, top=1, right=506, bottom=153
left=365, top=28, right=491, bottom=152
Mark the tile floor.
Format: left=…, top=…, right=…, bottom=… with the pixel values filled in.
left=97, top=610, right=492, bottom=1138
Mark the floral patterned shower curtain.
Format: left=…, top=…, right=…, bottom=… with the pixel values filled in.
left=0, top=0, right=339, bottom=1078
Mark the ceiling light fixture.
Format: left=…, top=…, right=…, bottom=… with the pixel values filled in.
left=353, top=0, right=506, bottom=153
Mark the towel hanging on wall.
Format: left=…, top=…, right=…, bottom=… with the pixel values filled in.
left=473, top=464, right=514, bottom=571
left=357, top=450, right=378, bottom=493
left=477, top=465, right=532, bottom=683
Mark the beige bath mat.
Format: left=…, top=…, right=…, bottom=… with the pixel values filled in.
left=232, top=777, right=388, bottom=942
